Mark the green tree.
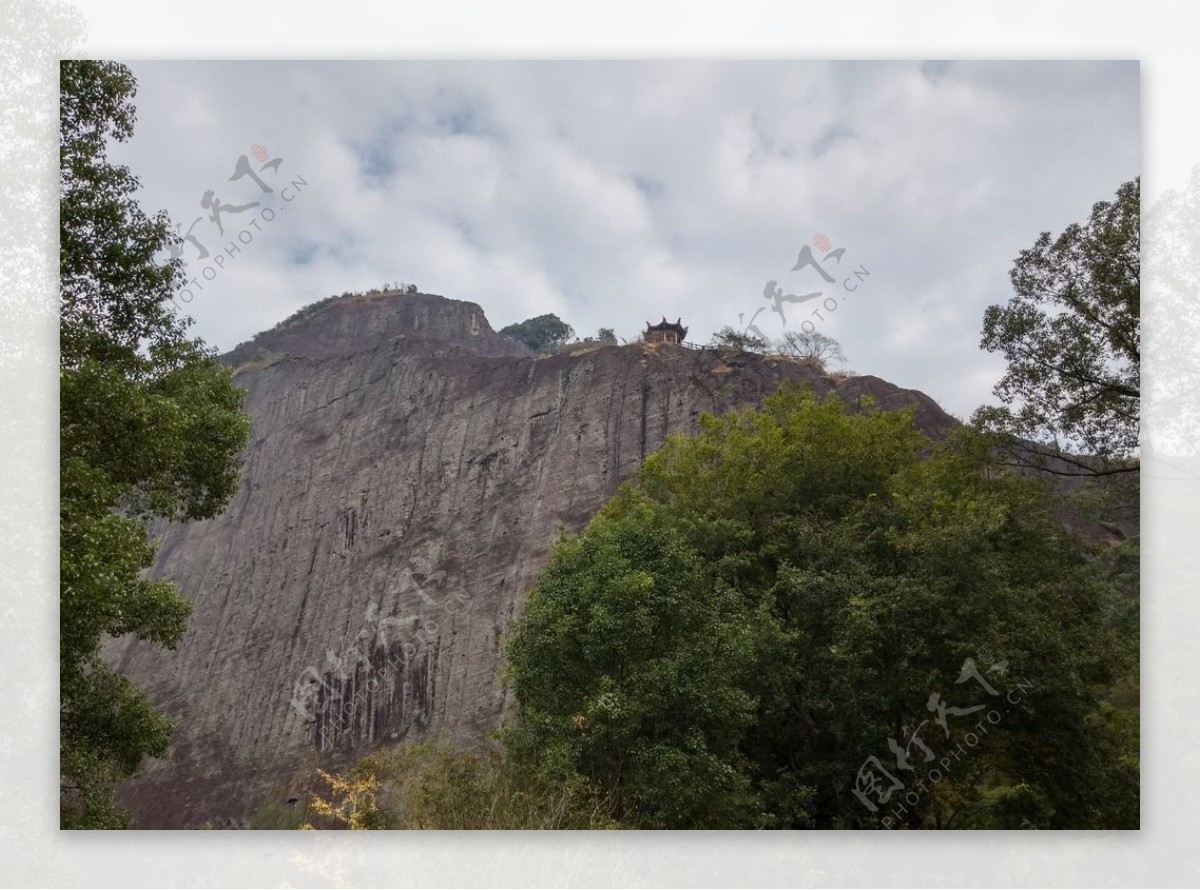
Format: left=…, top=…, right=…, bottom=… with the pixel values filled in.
left=505, top=500, right=763, bottom=827
left=499, top=313, right=575, bottom=352
left=506, top=385, right=1137, bottom=828
left=596, top=327, right=618, bottom=345
left=59, top=60, right=250, bottom=828
left=710, top=326, right=768, bottom=353
left=974, top=178, right=1140, bottom=476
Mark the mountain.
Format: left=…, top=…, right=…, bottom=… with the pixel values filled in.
left=105, top=290, right=956, bottom=828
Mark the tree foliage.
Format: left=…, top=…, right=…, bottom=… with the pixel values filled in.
left=505, top=384, right=1137, bottom=828
left=296, top=741, right=621, bottom=829
left=300, top=769, right=386, bottom=830
left=505, top=500, right=763, bottom=827
left=59, top=61, right=250, bottom=828
left=774, top=329, right=846, bottom=369
left=710, top=326, right=769, bottom=354
left=499, top=313, right=575, bottom=352
left=975, top=179, right=1140, bottom=474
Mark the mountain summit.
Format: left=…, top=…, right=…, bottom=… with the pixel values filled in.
left=107, top=291, right=954, bottom=827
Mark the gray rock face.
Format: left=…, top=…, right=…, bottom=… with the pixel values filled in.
left=107, top=292, right=954, bottom=828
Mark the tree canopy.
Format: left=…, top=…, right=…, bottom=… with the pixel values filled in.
left=975, top=178, right=1140, bottom=475
left=59, top=60, right=250, bottom=828
left=505, top=384, right=1137, bottom=828
left=775, top=329, right=846, bottom=369
left=499, top=313, right=575, bottom=352
left=710, top=326, right=769, bottom=353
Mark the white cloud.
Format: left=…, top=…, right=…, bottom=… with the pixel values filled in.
left=108, top=60, right=1139, bottom=419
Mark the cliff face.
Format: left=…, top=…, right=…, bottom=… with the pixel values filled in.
left=107, top=292, right=954, bottom=828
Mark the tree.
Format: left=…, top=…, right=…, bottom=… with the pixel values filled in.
left=774, top=329, right=846, bottom=369
left=974, top=179, right=1140, bottom=476
left=505, top=385, right=1137, bottom=828
left=596, top=327, right=617, bottom=345
left=710, top=326, right=768, bottom=353
left=293, top=741, right=621, bottom=829
left=505, top=499, right=763, bottom=827
left=499, top=313, right=575, bottom=352
left=59, top=61, right=250, bottom=828
left=301, top=769, right=386, bottom=830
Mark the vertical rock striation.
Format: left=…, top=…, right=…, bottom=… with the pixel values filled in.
left=107, top=291, right=954, bottom=827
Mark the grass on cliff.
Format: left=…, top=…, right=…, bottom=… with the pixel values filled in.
left=223, top=287, right=413, bottom=368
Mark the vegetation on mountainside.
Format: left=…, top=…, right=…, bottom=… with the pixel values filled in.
left=710, top=327, right=850, bottom=376
left=974, top=178, right=1140, bottom=479
left=60, top=60, right=250, bottom=828
left=222, top=284, right=421, bottom=368
left=291, top=741, right=620, bottom=830
left=499, top=313, right=576, bottom=352
left=710, top=326, right=770, bottom=354
left=299, top=382, right=1135, bottom=829
left=292, top=175, right=1142, bottom=829
left=503, top=385, right=1136, bottom=829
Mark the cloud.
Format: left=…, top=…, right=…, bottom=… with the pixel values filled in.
left=108, top=60, right=1139, bottom=420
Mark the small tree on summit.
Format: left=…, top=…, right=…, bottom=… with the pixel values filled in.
left=710, top=326, right=768, bottom=353
left=499, top=314, right=575, bottom=352
left=775, top=330, right=846, bottom=370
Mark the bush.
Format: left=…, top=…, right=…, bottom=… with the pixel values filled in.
left=296, top=740, right=622, bottom=830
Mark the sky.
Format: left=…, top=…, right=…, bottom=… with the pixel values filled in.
left=109, top=60, right=1139, bottom=421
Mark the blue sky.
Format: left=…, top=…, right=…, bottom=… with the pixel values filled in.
left=110, top=60, right=1139, bottom=421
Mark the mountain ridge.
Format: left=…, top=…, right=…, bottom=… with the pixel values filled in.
left=108, top=291, right=957, bottom=827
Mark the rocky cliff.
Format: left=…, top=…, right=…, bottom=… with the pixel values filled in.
left=106, top=291, right=955, bottom=828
